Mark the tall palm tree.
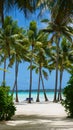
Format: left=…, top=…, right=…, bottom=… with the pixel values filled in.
left=27, top=21, right=50, bottom=103
left=33, top=32, right=50, bottom=102
left=9, top=26, right=29, bottom=102
left=0, top=16, right=19, bottom=83
left=0, top=1, right=15, bottom=83
left=57, top=38, right=72, bottom=101
left=0, top=0, right=36, bottom=84
left=32, top=0, right=73, bottom=102
left=27, top=21, right=37, bottom=103
left=48, top=38, right=73, bottom=101
left=0, top=16, right=28, bottom=102
left=41, top=4, right=73, bottom=102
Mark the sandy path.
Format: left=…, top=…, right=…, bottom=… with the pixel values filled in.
left=0, top=102, right=73, bottom=130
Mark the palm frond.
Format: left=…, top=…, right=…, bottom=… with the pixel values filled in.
left=41, top=19, right=49, bottom=23
left=42, top=70, right=48, bottom=80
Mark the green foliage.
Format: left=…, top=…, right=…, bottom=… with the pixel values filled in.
left=61, top=38, right=71, bottom=52
left=42, top=70, right=48, bottom=80
left=0, top=87, right=16, bottom=120
left=1, top=81, right=6, bottom=87
left=61, top=69, right=73, bottom=117
left=28, top=21, right=37, bottom=40
left=29, top=21, right=37, bottom=33
left=28, top=30, right=34, bottom=39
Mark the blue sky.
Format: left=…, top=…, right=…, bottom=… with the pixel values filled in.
left=6, top=8, right=50, bottom=29
left=0, top=8, right=70, bottom=90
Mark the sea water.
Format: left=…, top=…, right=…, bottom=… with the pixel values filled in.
left=11, top=91, right=56, bottom=102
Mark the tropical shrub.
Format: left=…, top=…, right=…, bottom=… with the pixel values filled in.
left=0, top=86, right=16, bottom=120
left=61, top=70, right=73, bottom=118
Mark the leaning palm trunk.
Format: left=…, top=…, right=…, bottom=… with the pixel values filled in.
left=28, top=45, right=33, bottom=103
left=53, top=37, right=60, bottom=102
left=40, top=71, right=48, bottom=101
left=57, top=70, right=63, bottom=101
left=1, top=1, right=5, bottom=83
left=11, top=79, right=16, bottom=97
left=36, top=65, right=41, bottom=102
left=3, top=58, right=6, bottom=83
left=28, top=60, right=32, bottom=103
left=15, top=60, right=19, bottom=102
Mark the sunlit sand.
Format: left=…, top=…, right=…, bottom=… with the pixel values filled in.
left=0, top=102, right=73, bottom=130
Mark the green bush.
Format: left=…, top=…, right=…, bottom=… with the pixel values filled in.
left=0, top=86, right=16, bottom=120
left=61, top=71, right=73, bottom=118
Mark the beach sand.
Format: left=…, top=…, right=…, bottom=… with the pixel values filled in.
left=0, top=101, right=73, bottom=130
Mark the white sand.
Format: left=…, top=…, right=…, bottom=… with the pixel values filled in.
left=0, top=102, right=73, bottom=130
left=15, top=102, right=66, bottom=117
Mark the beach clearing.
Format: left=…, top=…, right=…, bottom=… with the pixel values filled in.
left=0, top=102, right=73, bottom=130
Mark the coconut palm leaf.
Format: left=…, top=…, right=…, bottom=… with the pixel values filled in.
left=15, top=0, right=33, bottom=12
left=0, top=68, right=9, bottom=72
left=42, top=70, right=48, bottom=80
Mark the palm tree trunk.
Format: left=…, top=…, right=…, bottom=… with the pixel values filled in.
left=3, top=58, right=6, bottom=83
left=53, top=37, right=60, bottom=102
left=1, top=0, right=4, bottom=28
left=28, top=45, right=33, bottom=103
left=11, top=80, right=16, bottom=97
left=15, top=60, right=19, bottom=102
left=57, top=70, right=63, bottom=101
left=28, top=61, right=32, bottom=103
left=1, top=1, right=5, bottom=83
left=36, top=65, right=41, bottom=102
left=40, top=70, right=48, bottom=101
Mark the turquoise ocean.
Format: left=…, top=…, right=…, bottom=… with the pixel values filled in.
left=12, top=91, right=60, bottom=102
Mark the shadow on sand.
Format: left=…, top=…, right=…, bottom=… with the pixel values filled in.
left=0, top=114, right=73, bottom=130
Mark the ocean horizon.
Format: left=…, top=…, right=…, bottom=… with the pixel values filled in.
left=11, top=90, right=63, bottom=102
left=10, top=88, right=63, bottom=92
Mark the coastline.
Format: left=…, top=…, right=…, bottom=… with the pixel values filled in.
left=10, top=89, right=64, bottom=92
left=10, top=90, right=64, bottom=102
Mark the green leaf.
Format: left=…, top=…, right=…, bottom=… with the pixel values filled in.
left=35, top=68, right=38, bottom=74
left=42, top=70, right=48, bottom=80
left=0, top=68, right=9, bottom=72
left=41, top=19, right=49, bottom=23
left=27, top=65, right=36, bottom=70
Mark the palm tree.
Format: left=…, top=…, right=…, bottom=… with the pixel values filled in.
left=0, top=0, right=36, bottom=84
left=31, top=0, right=73, bottom=102
left=27, top=21, right=37, bottom=103
left=0, top=16, right=19, bottom=83
left=33, top=32, right=49, bottom=102
left=48, top=38, right=73, bottom=101
left=41, top=4, right=73, bottom=102
left=0, top=1, right=15, bottom=84
left=0, top=16, right=28, bottom=102
left=9, top=27, right=29, bottom=102
left=57, top=38, right=72, bottom=101
left=27, top=21, right=50, bottom=103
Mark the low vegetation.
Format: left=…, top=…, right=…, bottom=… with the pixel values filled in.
left=61, top=69, right=73, bottom=118
left=0, top=86, right=16, bottom=121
